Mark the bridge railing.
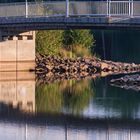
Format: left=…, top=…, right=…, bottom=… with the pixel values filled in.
left=0, top=2, right=26, bottom=17
left=133, top=1, right=140, bottom=16
left=0, top=1, right=140, bottom=18
left=109, top=1, right=131, bottom=16
left=69, top=1, right=107, bottom=16
left=28, top=2, right=66, bottom=17
left=0, top=1, right=107, bottom=18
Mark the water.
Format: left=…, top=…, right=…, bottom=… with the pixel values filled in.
left=36, top=77, right=140, bottom=119
left=1, top=30, right=140, bottom=140
left=94, top=29, right=140, bottom=63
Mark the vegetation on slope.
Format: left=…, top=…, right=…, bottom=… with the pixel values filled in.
left=36, top=29, right=95, bottom=58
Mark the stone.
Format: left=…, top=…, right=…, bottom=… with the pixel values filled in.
left=110, top=74, right=140, bottom=91
left=36, top=54, right=140, bottom=84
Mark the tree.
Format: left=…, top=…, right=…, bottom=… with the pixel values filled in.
left=36, top=29, right=95, bottom=57
left=63, top=29, right=94, bottom=49
left=62, top=29, right=94, bottom=57
left=36, top=30, right=64, bottom=56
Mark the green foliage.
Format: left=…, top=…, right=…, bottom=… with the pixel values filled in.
left=36, top=29, right=95, bottom=57
left=36, top=30, right=63, bottom=56
left=63, top=29, right=94, bottom=49
left=62, top=29, right=94, bottom=57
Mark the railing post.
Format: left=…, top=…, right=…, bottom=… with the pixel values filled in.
left=107, top=0, right=109, bottom=16
left=129, top=0, right=131, bottom=16
left=25, top=0, right=28, bottom=18
left=108, top=0, right=111, bottom=17
left=131, top=0, right=133, bottom=17
left=66, top=0, right=69, bottom=17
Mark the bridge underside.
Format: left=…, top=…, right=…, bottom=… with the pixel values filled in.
left=1, top=17, right=140, bottom=31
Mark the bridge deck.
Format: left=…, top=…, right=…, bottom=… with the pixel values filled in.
left=1, top=1, right=140, bottom=30
left=1, top=16, right=140, bottom=30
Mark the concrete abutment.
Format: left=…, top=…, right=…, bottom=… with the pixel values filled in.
left=0, top=30, right=35, bottom=71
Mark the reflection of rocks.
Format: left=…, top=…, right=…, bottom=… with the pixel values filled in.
left=36, top=54, right=140, bottom=84
left=101, top=60, right=140, bottom=73
left=37, top=71, right=101, bottom=84
left=110, top=74, right=140, bottom=91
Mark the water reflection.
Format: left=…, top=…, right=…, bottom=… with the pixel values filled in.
left=1, top=69, right=140, bottom=139
left=0, top=71, right=35, bottom=113
left=36, top=79, right=94, bottom=115
left=36, top=76, right=140, bottom=120
left=86, top=77, right=140, bottom=119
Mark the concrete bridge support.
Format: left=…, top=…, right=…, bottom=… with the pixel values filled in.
left=0, top=31, right=35, bottom=71
left=0, top=31, right=35, bottom=112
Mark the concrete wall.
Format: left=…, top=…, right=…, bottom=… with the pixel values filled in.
left=0, top=31, right=35, bottom=71
left=0, top=31, right=35, bottom=111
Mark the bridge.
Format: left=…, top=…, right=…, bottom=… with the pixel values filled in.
left=0, top=0, right=140, bottom=30
left=0, top=0, right=140, bottom=71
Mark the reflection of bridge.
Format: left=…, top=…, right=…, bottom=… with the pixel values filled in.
left=0, top=111, right=140, bottom=140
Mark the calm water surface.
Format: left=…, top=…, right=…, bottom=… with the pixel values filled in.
left=1, top=30, right=140, bottom=140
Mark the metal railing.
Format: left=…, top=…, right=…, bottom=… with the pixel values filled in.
left=108, top=1, right=134, bottom=17
left=0, top=1, right=138, bottom=18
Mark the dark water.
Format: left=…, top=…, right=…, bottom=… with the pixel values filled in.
left=94, top=29, right=140, bottom=63
left=1, top=30, right=140, bottom=140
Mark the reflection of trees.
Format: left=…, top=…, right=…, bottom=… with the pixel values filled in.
left=94, top=78, right=140, bottom=119
left=36, top=83, right=63, bottom=113
left=36, top=76, right=140, bottom=119
left=36, top=79, right=95, bottom=115
left=63, top=79, right=94, bottom=115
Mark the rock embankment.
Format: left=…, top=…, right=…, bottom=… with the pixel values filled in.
left=101, top=60, right=140, bottom=74
left=35, top=54, right=140, bottom=89
left=36, top=54, right=140, bottom=75
left=110, top=74, right=140, bottom=91
left=36, top=54, right=101, bottom=74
